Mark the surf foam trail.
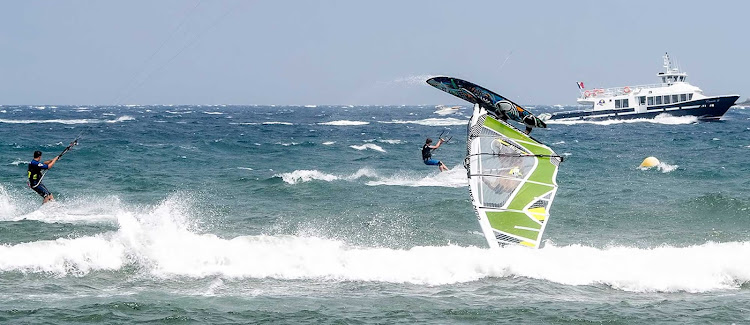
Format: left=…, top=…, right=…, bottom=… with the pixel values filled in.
left=365, top=165, right=468, bottom=188
left=274, top=167, right=465, bottom=188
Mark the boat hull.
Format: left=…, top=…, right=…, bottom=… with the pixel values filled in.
left=551, top=96, right=739, bottom=121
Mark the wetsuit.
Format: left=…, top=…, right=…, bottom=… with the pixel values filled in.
left=422, top=144, right=440, bottom=166
left=28, top=160, right=51, bottom=197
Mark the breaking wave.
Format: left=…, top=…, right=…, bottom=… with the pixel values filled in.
left=274, top=168, right=377, bottom=185
left=0, top=194, right=748, bottom=292
left=378, top=118, right=466, bottom=126
left=0, top=116, right=134, bottom=124
left=349, top=144, right=386, bottom=153
left=318, top=120, right=370, bottom=126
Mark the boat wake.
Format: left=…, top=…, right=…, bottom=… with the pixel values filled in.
left=548, top=114, right=698, bottom=126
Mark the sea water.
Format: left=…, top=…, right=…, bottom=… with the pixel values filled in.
left=0, top=104, right=749, bottom=323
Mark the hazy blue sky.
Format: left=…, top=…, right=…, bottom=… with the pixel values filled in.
left=1, top=0, right=747, bottom=105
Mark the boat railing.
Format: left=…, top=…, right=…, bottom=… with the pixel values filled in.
left=578, top=83, right=665, bottom=99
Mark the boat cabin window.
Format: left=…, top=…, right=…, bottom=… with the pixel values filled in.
left=664, top=96, right=671, bottom=104
left=648, top=97, right=654, bottom=105
left=672, top=95, right=678, bottom=103
left=655, top=96, right=662, bottom=105
left=622, top=98, right=628, bottom=108
left=680, top=94, right=687, bottom=101
left=661, top=77, right=666, bottom=83
left=615, top=99, right=621, bottom=108
left=679, top=76, right=684, bottom=81
left=639, top=96, right=646, bottom=105
left=688, top=93, right=693, bottom=100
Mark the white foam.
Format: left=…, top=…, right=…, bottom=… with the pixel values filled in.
left=9, top=159, right=26, bottom=166
left=203, top=111, right=224, bottom=115
left=276, top=170, right=339, bottom=184
left=0, top=118, right=97, bottom=125
left=106, top=115, right=135, bottom=123
left=8, top=196, right=124, bottom=223
left=322, top=141, right=336, bottom=145
left=318, top=120, right=370, bottom=126
left=275, top=168, right=377, bottom=184
left=379, top=118, right=466, bottom=126
left=262, top=121, right=294, bottom=125
left=0, top=185, right=18, bottom=217
left=548, top=113, right=698, bottom=126
left=366, top=165, right=467, bottom=188
left=349, top=144, right=386, bottom=153
left=379, top=139, right=403, bottom=144
left=4, top=200, right=747, bottom=293
left=639, top=162, right=679, bottom=173
left=0, top=116, right=134, bottom=125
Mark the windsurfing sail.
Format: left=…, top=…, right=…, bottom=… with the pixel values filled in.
left=426, top=76, right=547, bottom=129
left=426, top=76, right=562, bottom=248
left=464, top=103, right=562, bottom=248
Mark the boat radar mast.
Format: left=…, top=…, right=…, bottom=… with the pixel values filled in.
left=658, top=52, right=687, bottom=86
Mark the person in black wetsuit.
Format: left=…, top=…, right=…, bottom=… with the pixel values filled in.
left=422, top=138, right=448, bottom=172
left=28, top=150, right=59, bottom=204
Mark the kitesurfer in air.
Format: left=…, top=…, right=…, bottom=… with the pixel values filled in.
left=422, top=138, right=449, bottom=172
left=28, top=150, right=59, bottom=204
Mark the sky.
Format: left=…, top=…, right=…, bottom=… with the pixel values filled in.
left=1, top=0, right=748, bottom=106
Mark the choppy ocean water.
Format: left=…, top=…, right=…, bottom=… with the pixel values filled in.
left=1, top=104, right=749, bottom=324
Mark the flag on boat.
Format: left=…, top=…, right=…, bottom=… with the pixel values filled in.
left=577, top=81, right=585, bottom=89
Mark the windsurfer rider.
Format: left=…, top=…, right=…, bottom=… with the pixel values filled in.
left=522, top=115, right=535, bottom=135
left=497, top=105, right=535, bottom=135
left=28, top=150, right=59, bottom=204
left=422, top=138, right=449, bottom=172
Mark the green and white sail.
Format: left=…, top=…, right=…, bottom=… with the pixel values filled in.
left=466, top=104, right=562, bottom=249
